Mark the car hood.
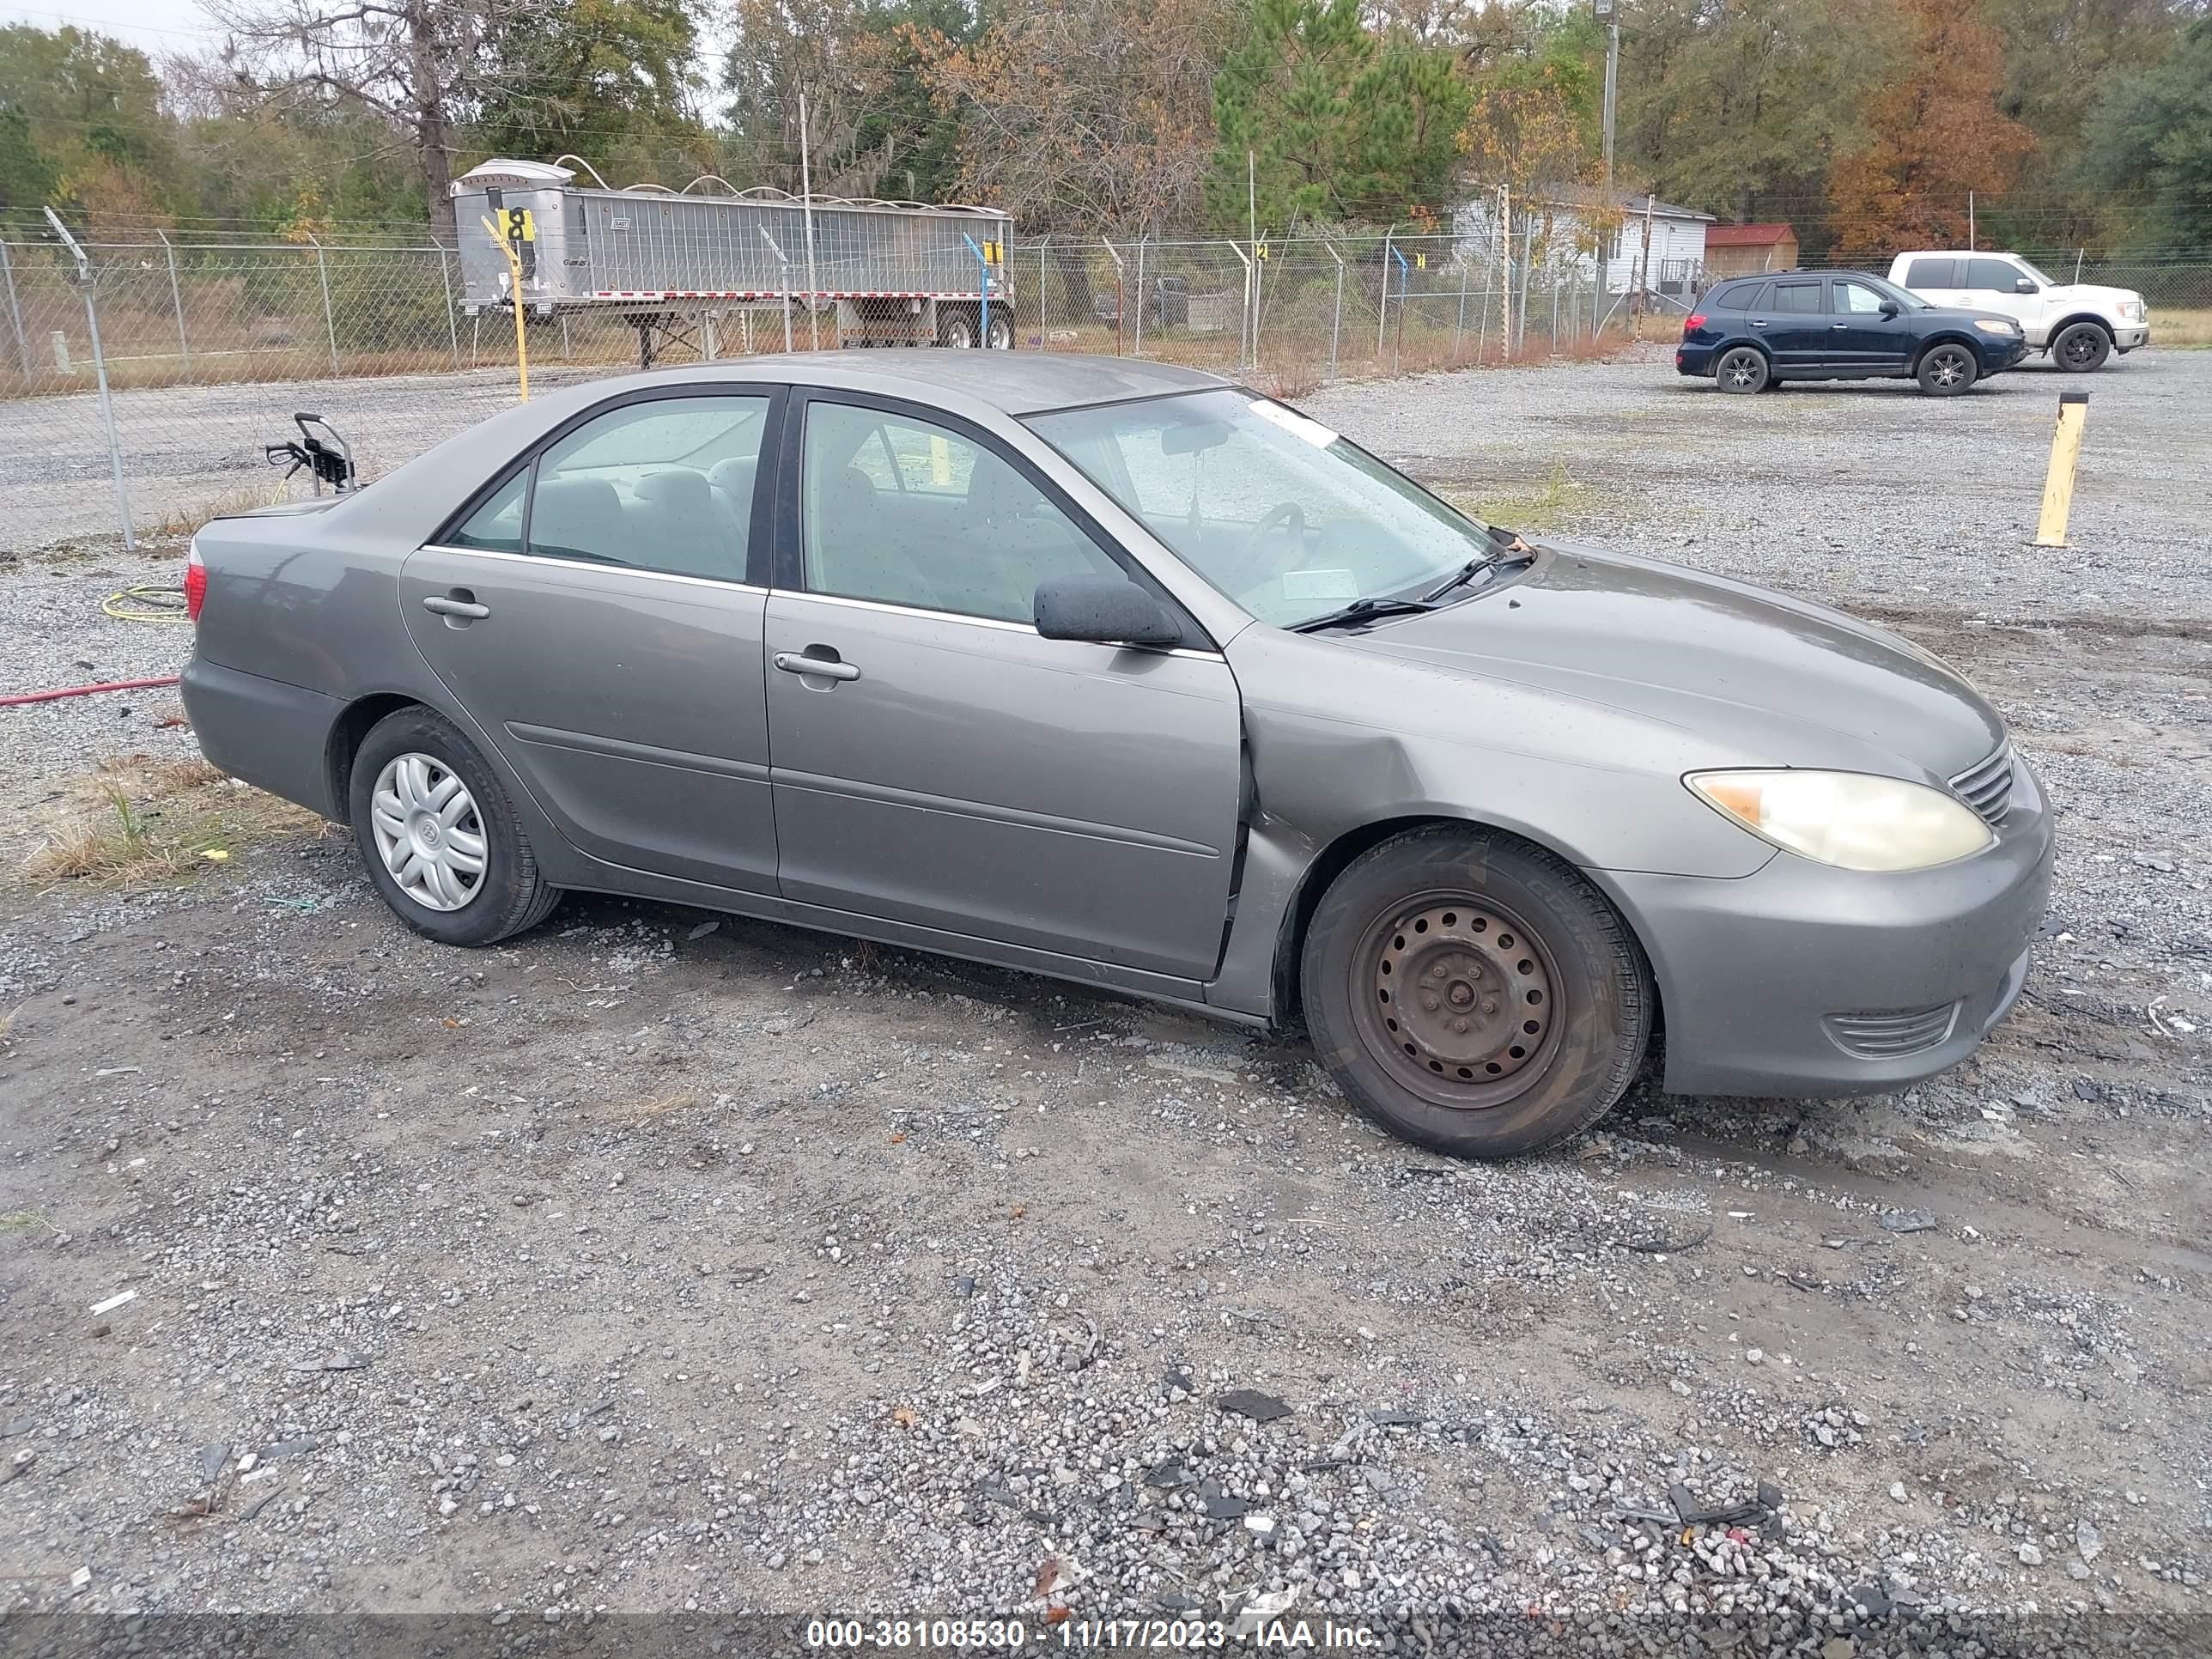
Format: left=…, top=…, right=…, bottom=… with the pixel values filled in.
left=2044, top=283, right=2141, bottom=309
left=1337, top=544, right=2005, bottom=780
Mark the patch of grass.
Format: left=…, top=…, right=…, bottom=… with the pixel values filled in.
left=0, top=1210, right=46, bottom=1234
left=23, top=756, right=325, bottom=885
left=1444, top=459, right=1607, bottom=533
left=149, top=486, right=289, bottom=539
left=2148, top=307, right=2212, bottom=349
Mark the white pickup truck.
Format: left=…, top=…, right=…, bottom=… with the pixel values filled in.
left=1888, top=252, right=2148, bottom=371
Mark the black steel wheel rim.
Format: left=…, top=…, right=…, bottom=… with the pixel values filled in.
left=1349, top=890, right=1565, bottom=1111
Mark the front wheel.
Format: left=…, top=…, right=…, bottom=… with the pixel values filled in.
left=349, top=707, right=560, bottom=946
left=2052, top=321, right=2111, bottom=372
left=1301, top=827, right=1652, bottom=1159
left=1715, top=346, right=1769, bottom=393
left=1917, top=343, right=1978, bottom=396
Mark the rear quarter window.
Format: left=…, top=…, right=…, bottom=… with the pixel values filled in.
left=1710, top=282, right=1765, bottom=311
left=1903, top=258, right=1960, bottom=288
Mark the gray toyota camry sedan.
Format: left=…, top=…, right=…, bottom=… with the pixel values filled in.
left=181, top=355, right=2051, bottom=1158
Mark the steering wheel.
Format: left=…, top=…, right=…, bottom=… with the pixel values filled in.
left=1222, top=501, right=1307, bottom=592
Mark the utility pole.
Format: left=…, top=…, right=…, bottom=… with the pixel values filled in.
left=1595, top=0, right=1620, bottom=198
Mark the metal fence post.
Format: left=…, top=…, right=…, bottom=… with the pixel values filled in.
left=1100, top=237, right=1125, bottom=354
left=1230, top=241, right=1255, bottom=370
left=1037, top=237, right=1049, bottom=341
left=310, top=235, right=340, bottom=374
left=437, top=245, right=462, bottom=369
left=1132, top=237, right=1147, bottom=357
left=43, top=209, right=133, bottom=550
left=1327, top=241, right=1345, bottom=379
left=157, top=229, right=191, bottom=373
left=1377, top=227, right=1395, bottom=361
left=1455, top=252, right=1469, bottom=356
left=0, top=238, right=28, bottom=375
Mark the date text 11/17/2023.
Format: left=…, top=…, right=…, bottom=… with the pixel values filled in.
left=803, top=1615, right=1383, bottom=1650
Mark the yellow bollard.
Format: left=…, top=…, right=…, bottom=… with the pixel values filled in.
left=480, top=215, right=530, bottom=402
left=2032, top=391, right=2087, bottom=547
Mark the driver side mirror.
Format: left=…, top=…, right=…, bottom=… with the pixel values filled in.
left=1878, top=300, right=1900, bottom=318
left=2014, top=276, right=2038, bottom=295
left=1034, top=574, right=1184, bottom=648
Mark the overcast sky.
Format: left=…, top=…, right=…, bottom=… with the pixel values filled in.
left=1, top=0, right=221, bottom=58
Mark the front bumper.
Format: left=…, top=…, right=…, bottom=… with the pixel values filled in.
left=2116, top=325, right=2149, bottom=351
left=1601, top=757, right=2054, bottom=1097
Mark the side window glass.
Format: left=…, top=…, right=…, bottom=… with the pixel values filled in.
left=1770, top=282, right=1821, bottom=314
left=1904, top=258, right=1957, bottom=288
left=802, top=400, right=1122, bottom=624
left=1733, top=282, right=1770, bottom=311
left=527, top=394, right=769, bottom=580
left=451, top=471, right=526, bottom=552
left=1835, top=281, right=1885, bottom=314
left=1967, top=258, right=2024, bottom=292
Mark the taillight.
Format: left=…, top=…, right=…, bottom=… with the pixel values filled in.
left=1683, top=313, right=1707, bottom=333
left=184, top=539, right=207, bottom=622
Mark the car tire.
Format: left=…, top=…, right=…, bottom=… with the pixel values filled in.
left=1916, top=343, right=1978, bottom=396
left=937, top=309, right=976, bottom=349
left=1300, top=825, right=1652, bottom=1160
left=985, top=312, right=1014, bottom=349
left=1715, top=346, right=1768, bottom=393
left=348, top=707, right=560, bottom=947
left=2052, top=321, right=2111, bottom=372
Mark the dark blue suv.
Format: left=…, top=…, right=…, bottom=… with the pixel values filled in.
left=1676, top=270, right=2029, bottom=396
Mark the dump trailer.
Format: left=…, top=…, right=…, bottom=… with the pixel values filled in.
left=450, top=157, right=1017, bottom=364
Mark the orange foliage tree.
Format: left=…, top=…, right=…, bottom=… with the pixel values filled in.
left=1826, top=0, right=2035, bottom=256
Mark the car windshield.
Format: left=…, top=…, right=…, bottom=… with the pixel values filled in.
left=1860, top=274, right=1929, bottom=310
left=1024, top=389, right=1497, bottom=627
left=2013, top=255, right=2058, bottom=288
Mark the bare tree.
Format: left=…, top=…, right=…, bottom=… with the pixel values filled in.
left=200, top=0, right=514, bottom=240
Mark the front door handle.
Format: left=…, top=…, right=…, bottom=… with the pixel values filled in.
left=1831, top=322, right=1850, bottom=330
left=1749, top=319, right=1768, bottom=327
left=423, top=595, right=490, bottom=619
left=774, top=651, right=860, bottom=683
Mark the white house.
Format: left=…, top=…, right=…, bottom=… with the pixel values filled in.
left=1453, top=188, right=1715, bottom=298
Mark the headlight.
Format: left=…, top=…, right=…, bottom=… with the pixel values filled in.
left=1686, top=770, right=1995, bottom=872
left=2120, top=298, right=2146, bottom=321
left=1973, top=318, right=2019, bottom=334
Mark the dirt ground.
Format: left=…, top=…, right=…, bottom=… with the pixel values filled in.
left=0, top=348, right=2206, bottom=1652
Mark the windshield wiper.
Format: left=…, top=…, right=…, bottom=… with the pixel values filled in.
left=1286, top=597, right=1435, bottom=634
left=1421, top=544, right=1538, bottom=603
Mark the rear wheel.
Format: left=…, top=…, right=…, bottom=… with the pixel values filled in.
left=937, top=308, right=976, bottom=349
left=1301, top=827, right=1651, bottom=1159
left=1715, top=346, right=1768, bottom=393
left=1917, top=343, right=1978, bottom=396
left=349, top=708, right=559, bottom=947
left=985, top=311, right=1014, bottom=349
left=2052, top=320, right=2111, bottom=372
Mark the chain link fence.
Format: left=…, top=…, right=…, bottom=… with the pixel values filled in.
left=2, top=230, right=2207, bottom=553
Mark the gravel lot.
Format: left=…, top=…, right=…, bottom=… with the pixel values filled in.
left=2, top=346, right=2207, bottom=1653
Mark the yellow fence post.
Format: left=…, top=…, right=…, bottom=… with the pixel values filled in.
left=2033, top=391, right=2088, bottom=548
left=480, top=214, right=529, bottom=402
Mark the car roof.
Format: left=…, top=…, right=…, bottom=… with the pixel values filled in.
left=587, top=352, right=1230, bottom=416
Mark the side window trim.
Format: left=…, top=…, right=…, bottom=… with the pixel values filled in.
left=425, top=383, right=788, bottom=588
left=775, top=386, right=1216, bottom=650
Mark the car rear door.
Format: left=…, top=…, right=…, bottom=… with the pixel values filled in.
left=760, top=389, right=1244, bottom=985
left=1827, top=277, right=1914, bottom=373
left=400, top=387, right=783, bottom=894
left=1759, top=277, right=1831, bottom=370
left=1899, top=256, right=1966, bottom=308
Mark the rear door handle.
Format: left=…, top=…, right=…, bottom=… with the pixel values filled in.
left=1749, top=319, right=1768, bottom=328
left=1831, top=322, right=1850, bottom=330
left=775, top=651, right=860, bottom=682
left=422, top=596, right=489, bottom=618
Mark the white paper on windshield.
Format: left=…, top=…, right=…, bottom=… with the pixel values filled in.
left=1249, top=398, right=1339, bottom=449
left=1282, top=568, right=1358, bottom=601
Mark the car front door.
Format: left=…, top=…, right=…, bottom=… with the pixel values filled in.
left=761, top=391, right=1244, bottom=985
left=1827, top=277, right=1914, bottom=373
left=1759, top=277, right=1830, bottom=370
left=400, top=388, right=782, bottom=894
left=1963, top=256, right=2040, bottom=334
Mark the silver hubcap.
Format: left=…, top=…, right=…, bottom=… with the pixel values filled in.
left=370, top=752, right=487, bottom=912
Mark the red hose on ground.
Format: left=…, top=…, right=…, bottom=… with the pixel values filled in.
left=0, top=674, right=181, bottom=708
